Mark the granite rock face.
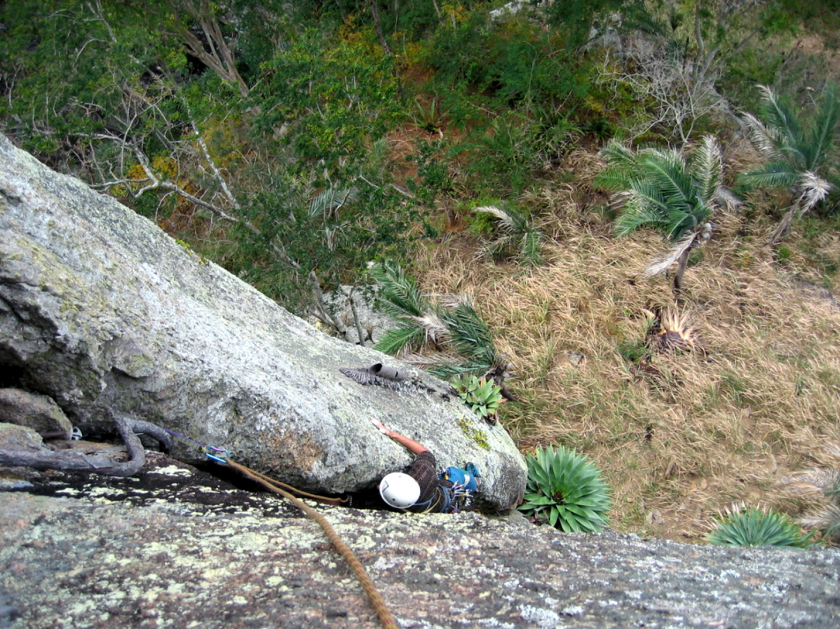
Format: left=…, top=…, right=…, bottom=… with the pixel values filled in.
left=0, top=134, right=525, bottom=509
left=0, top=389, right=72, bottom=438
left=1, top=461, right=838, bottom=629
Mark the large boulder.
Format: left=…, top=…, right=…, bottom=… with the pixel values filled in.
left=0, top=134, right=525, bottom=509
left=0, top=388, right=73, bottom=438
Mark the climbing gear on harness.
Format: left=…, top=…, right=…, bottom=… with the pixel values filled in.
left=440, top=463, right=481, bottom=513
left=379, top=472, right=421, bottom=509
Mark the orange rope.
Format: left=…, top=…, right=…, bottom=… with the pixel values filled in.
left=224, top=458, right=397, bottom=629
left=244, top=466, right=348, bottom=506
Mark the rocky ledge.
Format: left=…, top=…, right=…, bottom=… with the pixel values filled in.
left=1, top=455, right=839, bottom=629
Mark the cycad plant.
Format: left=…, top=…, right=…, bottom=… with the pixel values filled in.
left=519, top=445, right=611, bottom=533
left=643, top=304, right=701, bottom=353
left=371, top=261, right=509, bottom=382
left=472, top=204, right=543, bottom=266
left=706, top=503, right=815, bottom=548
left=739, top=83, right=839, bottom=243
left=596, top=136, right=723, bottom=290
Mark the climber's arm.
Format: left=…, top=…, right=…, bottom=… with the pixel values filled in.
left=371, top=419, right=429, bottom=455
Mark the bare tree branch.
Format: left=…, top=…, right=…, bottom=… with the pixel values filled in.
left=174, top=0, right=249, bottom=96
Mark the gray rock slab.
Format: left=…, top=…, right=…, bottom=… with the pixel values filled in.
left=0, top=423, right=43, bottom=451
left=1, top=482, right=838, bottom=629
left=0, top=388, right=72, bottom=438
left=0, top=134, right=525, bottom=509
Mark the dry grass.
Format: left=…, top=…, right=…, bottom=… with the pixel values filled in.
left=415, top=205, right=840, bottom=541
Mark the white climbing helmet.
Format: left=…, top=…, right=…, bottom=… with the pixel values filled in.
left=379, top=472, right=421, bottom=509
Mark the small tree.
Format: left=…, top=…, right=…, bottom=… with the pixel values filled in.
left=739, top=83, right=839, bottom=243
left=596, top=136, right=724, bottom=290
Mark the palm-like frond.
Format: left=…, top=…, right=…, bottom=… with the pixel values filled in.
left=779, top=466, right=840, bottom=541
left=519, top=228, right=542, bottom=267
left=739, top=160, right=800, bottom=189
left=741, top=112, right=783, bottom=160
left=807, top=82, right=840, bottom=171
left=645, top=231, right=698, bottom=278
left=370, top=260, right=428, bottom=318
left=409, top=311, right=450, bottom=347
left=442, top=300, right=498, bottom=367
left=615, top=184, right=677, bottom=237
left=781, top=469, right=840, bottom=500
left=596, top=141, right=642, bottom=191
left=374, top=324, right=426, bottom=356
left=692, top=135, right=723, bottom=204
left=371, top=261, right=502, bottom=378
left=740, top=82, right=839, bottom=196
left=474, top=204, right=543, bottom=265
left=640, top=150, right=694, bottom=210
left=308, top=186, right=359, bottom=218
left=608, top=139, right=718, bottom=243
left=801, top=503, right=840, bottom=540
left=757, top=85, right=805, bottom=163
left=473, top=205, right=516, bottom=229
left=797, top=172, right=833, bottom=214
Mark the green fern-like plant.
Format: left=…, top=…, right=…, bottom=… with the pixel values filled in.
left=472, top=204, right=543, bottom=267
left=451, top=374, right=504, bottom=419
left=739, top=83, right=839, bottom=242
left=706, top=504, right=815, bottom=548
left=596, top=136, right=722, bottom=289
left=519, top=445, right=611, bottom=533
left=371, top=261, right=505, bottom=378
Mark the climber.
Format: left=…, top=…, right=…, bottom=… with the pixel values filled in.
left=371, top=418, right=480, bottom=513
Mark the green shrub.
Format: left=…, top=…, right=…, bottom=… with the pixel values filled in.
left=617, top=340, right=648, bottom=363
left=451, top=374, right=504, bottom=420
left=706, top=505, right=815, bottom=547
left=472, top=203, right=543, bottom=266
left=519, top=445, right=612, bottom=533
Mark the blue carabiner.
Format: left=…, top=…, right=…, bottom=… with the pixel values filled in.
left=204, top=445, right=229, bottom=464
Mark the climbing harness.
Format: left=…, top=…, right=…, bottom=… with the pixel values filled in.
left=413, top=464, right=481, bottom=514
left=162, top=428, right=397, bottom=629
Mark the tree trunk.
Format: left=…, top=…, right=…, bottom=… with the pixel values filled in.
left=673, top=247, right=691, bottom=292
left=368, top=0, right=392, bottom=56
left=770, top=205, right=797, bottom=244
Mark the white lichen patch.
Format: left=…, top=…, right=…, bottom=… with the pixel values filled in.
left=201, top=567, right=229, bottom=582
left=351, top=534, right=376, bottom=551
left=519, top=605, right=564, bottom=629
left=55, top=488, right=83, bottom=497
left=149, top=465, right=193, bottom=477
left=227, top=532, right=270, bottom=553
left=477, top=619, right=515, bottom=629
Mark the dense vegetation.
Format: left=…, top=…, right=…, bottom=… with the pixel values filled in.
left=3, top=0, right=840, bottom=542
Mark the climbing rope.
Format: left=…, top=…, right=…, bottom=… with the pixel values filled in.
left=163, top=428, right=396, bottom=628
left=224, top=458, right=397, bottom=629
